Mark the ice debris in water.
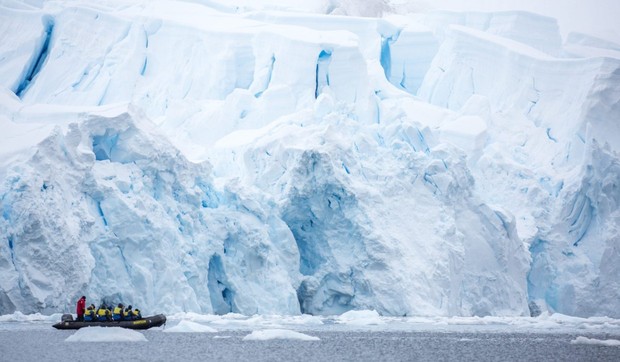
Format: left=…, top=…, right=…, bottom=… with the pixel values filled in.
left=163, top=320, right=218, bottom=333
left=65, top=327, right=148, bottom=342
left=243, top=329, right=320, bottom=341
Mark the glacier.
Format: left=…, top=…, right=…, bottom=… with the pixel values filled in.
left=0, top=0, right=619, bottom=318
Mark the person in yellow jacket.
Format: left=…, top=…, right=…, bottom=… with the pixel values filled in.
left=122, top=305, right=132, bottom=321
left=112, top=303, right=124, bottom=321
left=84, top=304, right=96, bottom=322
left=132, top=308, right=142, bottom=320
left=96, top=304, right=111, bottom=321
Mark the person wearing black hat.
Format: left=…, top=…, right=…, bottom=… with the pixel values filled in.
left=123, top=305, right=133, bottom=321
left=113, top=303, right=125, bottom=321
left=97, top=304, right=111, bottom=321
left=132, top=308, right=142, bottom=320
left=84, top=304, right=96, bottom=321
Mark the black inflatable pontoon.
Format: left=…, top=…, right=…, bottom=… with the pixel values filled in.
left=53, top=314, right=166, bottom=330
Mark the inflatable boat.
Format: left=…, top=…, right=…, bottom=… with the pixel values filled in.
left=53, top=314, right=166, bottom=330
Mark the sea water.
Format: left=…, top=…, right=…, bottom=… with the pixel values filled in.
left=2, top=328, right=620, bottom=361
left=0, top=311, right=620, bottom=362
left=1, top=315, right=620, bottom=361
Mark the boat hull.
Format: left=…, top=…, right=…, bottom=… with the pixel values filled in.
left=53, top=314, right=166, bottom=330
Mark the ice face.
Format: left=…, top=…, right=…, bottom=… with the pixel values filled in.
left=0, top=1, right=619, bottom=318
left=0, top=109, right=300, bottom=315
left=415, top=16, right=620, bottom=317
left=211, top=108, right=530, bottom=316
left=527, top=142, right=620, bottom=317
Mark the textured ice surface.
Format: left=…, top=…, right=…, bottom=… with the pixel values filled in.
left=65, top=326, right=148, bottom=342
left=336, top=310, right=384, bottom=325
left=0, top=108, right=300, bottom=315
left=0, top=1, right=619, bottom=318
left=243, top=329, right=320, bottom=341
left=164, top=320, right=218, bottom=333
left=570, top=337, right=620, bottom=347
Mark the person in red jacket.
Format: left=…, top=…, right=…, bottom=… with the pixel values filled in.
left=76, top=296, right=86, bottom=321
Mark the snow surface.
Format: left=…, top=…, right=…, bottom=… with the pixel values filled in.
left=0, top=0, right=619, bottom=319
left=243, top=329, right=320, bottom=341
left=64, top=326, right=148, bottom=342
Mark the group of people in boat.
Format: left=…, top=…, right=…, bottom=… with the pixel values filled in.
left=76, top=296, right=142, bottom=322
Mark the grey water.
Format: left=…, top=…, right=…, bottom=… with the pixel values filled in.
left=1, top=327, right=620, bottom=362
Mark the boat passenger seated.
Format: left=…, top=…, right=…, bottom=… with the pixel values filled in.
left=132, top=308, right=142, bottom=320
left=96, top=304, right=111, bottom=321
left=113, top=303, right=124, bottom=321
left=84, top=304, right=96, bottom=322
left=123, top=305, right=133, bottom=321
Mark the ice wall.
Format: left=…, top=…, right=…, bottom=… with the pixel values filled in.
left=417, top=16, right=620, bottom=317
left=0, top=108, right=300, bottom=315
left=528, top=142, right=620, bottom=317
left=0, top=1, right=619, bottom=318
left=211, top=96, right=530, bottom=316
left=418, top=25, right=620, bottom=154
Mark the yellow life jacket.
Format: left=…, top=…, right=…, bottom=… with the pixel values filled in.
left=85, top=308, right=95, bottom=317
left=113, top=306, right=123, bottom=315
left=97, top=308, right=108, bottom=317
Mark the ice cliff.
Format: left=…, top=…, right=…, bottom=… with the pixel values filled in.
left=0, top=0, right=618, bottom=318
left=0, top=108, right=301, bottom=314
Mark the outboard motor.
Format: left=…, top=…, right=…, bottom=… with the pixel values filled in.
left=61, top=314, right=74, bottom=322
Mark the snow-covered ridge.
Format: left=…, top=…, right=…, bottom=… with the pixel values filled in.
left=0, top=1, right=619, bottom=318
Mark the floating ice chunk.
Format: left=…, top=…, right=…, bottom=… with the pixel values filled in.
left=0, top=311, right=61, bottom=322
left=65, top=327, right=147, bottom=342
left=163, top=320, right=217, bottom=333
left=188, top=313, right=324, bottom=329
left=243, top=329, right=320, bottom=341
left=336, top=310, right=385, bottom=325
left=571, top=336, right=620, bottom=347
left=278, top=314, right=324, bottom=326
left=167, top=312, right=222, bottom=324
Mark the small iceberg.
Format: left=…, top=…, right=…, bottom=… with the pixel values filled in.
left=65, top=327, right=147, bottom=342
left=163, top=320, right=218, bottom=333
left=243, top=329, right=320, bottom=341
left=335, top=310, right=385, bottom=326
left=571, top=336, right=620, bottom=347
